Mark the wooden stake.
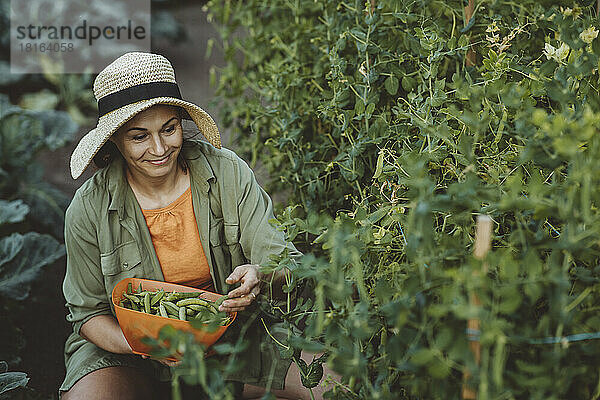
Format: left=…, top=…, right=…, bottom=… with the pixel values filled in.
left=462, top=215, right=492, bottom=399
left=464, top=0, right=476, bottom=67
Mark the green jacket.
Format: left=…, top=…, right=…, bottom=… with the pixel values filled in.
left=62, top=140, right=300, bottom=388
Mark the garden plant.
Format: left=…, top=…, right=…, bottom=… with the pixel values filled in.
left=147, top=1, right=600, bottom=399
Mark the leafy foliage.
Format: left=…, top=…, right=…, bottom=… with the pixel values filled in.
left=0, top=232, right=64, bottom=300
left=142, top=325, right=245, bottom=400
left=0, top=94, right=77, bottom=238
left=0, top=91, right=74, bottom=396
left=0, top=361, right=29, bottom=397
left=0, top=201, right=29, bottom=226
left=0, top=100, right=70, bottom=384
left=202, top=1, right=600, bottom=399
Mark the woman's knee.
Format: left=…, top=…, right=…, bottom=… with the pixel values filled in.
left=61, top=366, right=162, bottom=400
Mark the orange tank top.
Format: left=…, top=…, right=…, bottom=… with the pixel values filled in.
left=141, top=186, right=214, bottom=291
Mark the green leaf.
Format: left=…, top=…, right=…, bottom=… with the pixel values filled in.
left=0, top=234, right=24, bottom=267
left=33, top=109, right=78, bottom=150
left=354, top=98, right=365, bottom=115
left=19, top=181, right=70, bottom=239
left=427, top=357, right=451, bottom=378
left=373, top=149, right=384, bottom=179
left=366, top=103, right=375, bottom=116
left=0, top=232, right=65, bottom=300
left=0, top=112, right=45, bottom=168
left=384, top=76, right=399, bottom=95
left=0, top=362, right=29, bottom=395
left=401, top=75, right=416, bottom=92
left=0, top=200, right=29, bottom=226
left=18, top=90, right=60, bottom=111
left=0, top=107, right=76, bottom=176
left=368, top=206, right=390, bottom=224
left=411, top=348, right=434, bottom=366
left=295, top=356, right=324, bottom=389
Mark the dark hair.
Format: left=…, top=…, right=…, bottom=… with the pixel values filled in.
left=92, top=105, right=204, bottom=174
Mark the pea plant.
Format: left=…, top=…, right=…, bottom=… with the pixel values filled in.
left=187, top=1, right=600, bottom=399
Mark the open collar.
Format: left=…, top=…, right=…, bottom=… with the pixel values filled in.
left=106, top=142, right=215, bottom=219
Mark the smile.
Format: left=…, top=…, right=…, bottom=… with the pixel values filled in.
left=148, top=153, right=171, bottom=165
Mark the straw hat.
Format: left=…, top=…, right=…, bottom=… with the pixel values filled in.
left=70, top=52, right=221, bottom=179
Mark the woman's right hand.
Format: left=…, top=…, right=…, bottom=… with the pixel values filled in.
left=80, top=314, right=134, bottom=355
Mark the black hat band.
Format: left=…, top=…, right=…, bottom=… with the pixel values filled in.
left=97, top=81, right=182, bottom=118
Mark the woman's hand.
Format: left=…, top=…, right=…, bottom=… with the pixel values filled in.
left=80, top=315, right=135, bottom=355
left=219, top=264, right=262, bottom=312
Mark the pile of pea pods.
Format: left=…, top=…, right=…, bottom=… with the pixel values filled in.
left=119, top=283, right=230, bottom=325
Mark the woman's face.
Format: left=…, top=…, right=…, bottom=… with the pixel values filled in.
left=110, top=105, right=183, bottom=180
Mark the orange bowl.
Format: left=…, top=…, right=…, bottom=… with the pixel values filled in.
left=111, top=278, right=236, bottom=359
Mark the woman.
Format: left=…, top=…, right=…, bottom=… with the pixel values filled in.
left=60, top=52, right=332, bottom=399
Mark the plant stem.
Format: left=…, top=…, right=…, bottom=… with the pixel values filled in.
left=172, top=374, right=181, bottom=400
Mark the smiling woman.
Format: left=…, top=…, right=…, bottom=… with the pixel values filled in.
left=59, top=52, right=333, bottom=400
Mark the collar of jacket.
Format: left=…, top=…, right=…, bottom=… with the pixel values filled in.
left=105, top=142, right=215, bottom=220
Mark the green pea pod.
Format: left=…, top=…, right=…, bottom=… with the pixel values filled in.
left=143, top=293, right=151, bottom=314
left=161, top=301, right=180, bottom=315
left=130, top=302, right=140, bottom=311
left=166, top=292, right=201, bottom=301
left=159, top=304, right=168, bottom=318
left=127, top=282, right=133, bottom=295
left=178, top=307, right=187, bottom=321
left=123, top=293, right=141, bottom=304
left=138, top=283, right=143, bottom=294
left=176, top=298, right=211, bottom=307
left=150, top=290, right=165, bottom=305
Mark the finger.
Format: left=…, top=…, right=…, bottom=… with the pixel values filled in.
left=220, top=295, right=253, bottom=310
left=227, top=268, right=259, bottom=298
left=220, top=305, right=249, bottom=312
left=220, top=291, right=260, bottom=311
left=227, top=279, right=258, bottom=299
left=225, top=265, right=248, bottom=284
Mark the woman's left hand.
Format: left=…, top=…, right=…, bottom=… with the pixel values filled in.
left=219, top=264, right=262, bottom=312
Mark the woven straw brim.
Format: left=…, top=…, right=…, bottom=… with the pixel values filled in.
left=70, top=97, right=221, bottom=179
